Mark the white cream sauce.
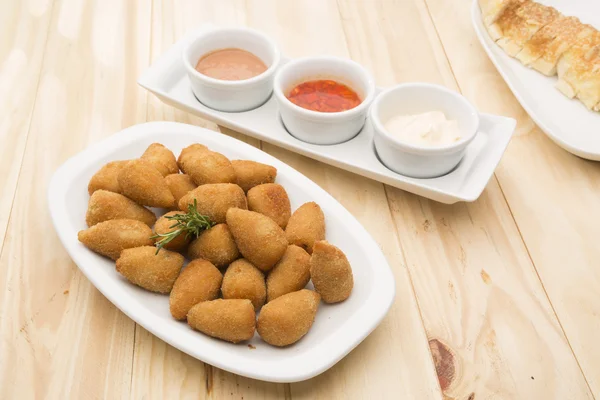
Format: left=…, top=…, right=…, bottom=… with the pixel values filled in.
left=384, top=111, right=461, bottom=147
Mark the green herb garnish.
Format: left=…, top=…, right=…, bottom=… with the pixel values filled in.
left=151, top=199, right=214, bottom=254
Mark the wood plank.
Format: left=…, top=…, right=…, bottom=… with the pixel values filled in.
left=336, top=0, right=594, bottom=398
left=0, top=0, right=151, bottom=398
left=130, top=326, right=207, bottom=399
left=137, top=1, right=441, bottom=398
left=130, top=1, right=279, bottom=399
left=423, top=0, right=600, bottom=395
left=244, top=1, right=443, bottom=399
left=0, top=0, right=54, bottom=252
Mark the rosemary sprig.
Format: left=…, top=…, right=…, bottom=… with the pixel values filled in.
left=151, top=199, right=214, bottom=254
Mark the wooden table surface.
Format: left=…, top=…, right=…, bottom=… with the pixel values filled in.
left=2, top=0, right=599, bottom=399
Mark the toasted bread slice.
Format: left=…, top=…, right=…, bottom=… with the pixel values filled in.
left=571, top=48, right=600, bottom=110
left=557, top=31, right=600, bottom=79
left=556, top=31, right=600, bottom=109
left=479, top=0, right=524, bottom=27
left=516, top=17, right=594, bottom=76
left=492, top=1, right=560, bottom=56
left=487, top=0, right=525, bottom=41
left=573, top=49, right=600, bottom=110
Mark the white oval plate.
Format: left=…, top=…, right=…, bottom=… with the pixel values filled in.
left=48, top=121, right=396, bottom=383
left=472, top=0, right=600, bottom=160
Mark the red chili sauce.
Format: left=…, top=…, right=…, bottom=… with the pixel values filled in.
left=286, top=80, right=361, bottom=113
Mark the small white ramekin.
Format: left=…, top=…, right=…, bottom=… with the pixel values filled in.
left=273, top=56, right=376, bottom=145
left=371, top=83, right=480, bottom=178
left=183, top=28, right=281, bottom=112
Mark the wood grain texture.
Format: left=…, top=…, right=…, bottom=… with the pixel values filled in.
left=130, top=2, right=279, bottom=399
left=1, top=0, right=599, bottom=398
left=0, top=0, right=151, bottom=398
left=423, top=0, right=600, bottom=395
left=0, top=0, right=54, bottom=251
left=130, top=326, right=207, bottom=399
left=337, top=0, right=593, bottom=398
left=140, top=1, right=442, bottom=399
left=244, top=1, right=443, bottom=399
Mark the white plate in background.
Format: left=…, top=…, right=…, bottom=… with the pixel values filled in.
left=138, top=28, right=515, bottom=204
left=48, top=121, right=396, bottom=383
left=472, top=0, right=600, bottom=160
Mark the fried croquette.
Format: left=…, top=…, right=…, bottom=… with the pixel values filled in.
left=310, top=241, right=353, bottom=303
left=178, top=145, right=236, bottom=186
left=226, top=208, right=288, bottom=272
left=118, top=159, right=175, bottom=208
left=86, top=190, right=157, bottom=227
left=266, top=245, right=311, bottom=302
left=87, top=160, right=128, bottom=195
left=164, top=173, right=196, bottom=205
left=178, top=183, right=246, bottom=224
left=285, top=202, right=325, bottom=254
left=80, top=141, right=360, bottom=348
left=78, top=219, right=154, bottom=260
left=169, top=259, right=223, bottom=320
left=116, top=246, right=184, bottom=293
left=188, top=224, right=239, bottom=267
left=231, top=160, right=277, bottom=192
left=187, top=299, right=255, bottom=343
left=153, top=211, right=191, bottom=252
left=177, top=144, right=209, bottom=172
left=257, top=289, right=320, bottom=347
left=141, top=143, right=179, bottom=177
left=221, top=259, right=266, bottom=310
left=247, top=183, right=291, bottom=229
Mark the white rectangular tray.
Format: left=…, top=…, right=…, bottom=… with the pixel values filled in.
left=138, top=28, right=516, bottom=204
left=472, top=0, right=600, bottom=160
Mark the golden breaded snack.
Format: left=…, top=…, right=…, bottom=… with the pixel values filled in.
left=257, top=289, right=320, bottom=347
left=88, top=160, right=129, bottom=195
left=247, top=183, right=291, bottom=229
left=178, top=145, right=236, bottom=186
left=141, top=143, right=179, bottom=177
left=310, top=241, right=353, bottom=303
left=221, top=259, right=266, bottom=310
left=116, top=246, right=184, bottom=293
left=187, top=299, right=255, bottom=343
left=226, top=208, right=288, bottom=272
left=169, top=259, right=223, bottom=320
left=188, top=223, right=239, bottom=267
left=78, top=219, right=153, bottom=260
left=178, top=183, right=247, bottom=224
left=86, top=190, right=157, bottom=227
left=285, top=202, right=325, bottom=254
left=118, top=159, right=175, bottom=208
left=153, top=211, right=191, bottom=252
left=177, top=144, right=209, bottom=172
left=266, top=245, right=311, bottom=302
left=164, top=173, right=196, bottom=205
left=231, top=160, right=277, bottom=192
